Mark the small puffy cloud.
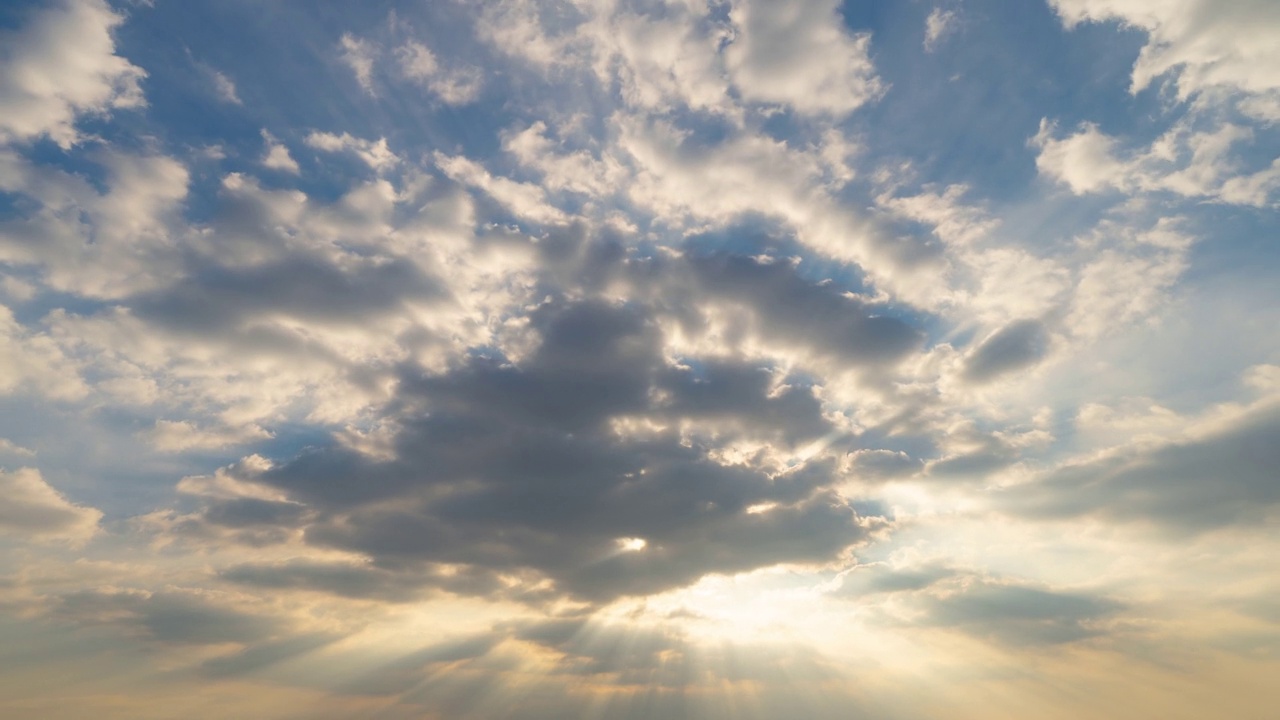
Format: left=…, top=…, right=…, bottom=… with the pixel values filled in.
left=208, top=68, right=241, bottom=105
left=724, top=0, right=883, bottom=116
left=259, top=129, right=299, bottom=174
left=0, top=468, right=101, bottom=542
left=924, top=8, right=957, bottom=52
left=0, top=0, right=146, bottom=148
left=396, top=40, right=483, bottom=105
left=338, top=33, right=376, bottom=93
left=1032, top=120, right=1129, bottom=194
left=306, top=130, right=398, bottom=172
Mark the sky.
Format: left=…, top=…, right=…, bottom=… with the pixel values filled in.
left=0, top=0, right=1278, bottom=717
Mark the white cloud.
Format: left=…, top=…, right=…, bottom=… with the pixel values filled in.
left=1033, top=119, right=1280, bottom=206
left=502, top=121, right=625, bottom=196
left=724, top=0, right=883, bottom=116
left=0, top=467, right=101, bottom=543
left=142, top=419, right=274, bottom=453
left=1049, top=0, right=1280, bottom=100
left=435, top=152, right=567, bottom=225
left=260, top=130, right=299, bottom=174
left=305, top=131, right=398, bottom=172
left=0, top=305, right=88, bottom=401
left=924, top=8, right=957, bottom=52
left=0, top=0, right=146, bottom=148
left=396, top=40, right=483, bottom=105
left=475, top=0, right=577, bottom=70
left=209, top=69, right=241, bottom=105
left=338, top=33, right=376, bottom=93
left=0, top=149, right=190, bottom=298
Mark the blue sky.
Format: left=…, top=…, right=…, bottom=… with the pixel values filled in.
left=1, top=1, right=1279, bottom=718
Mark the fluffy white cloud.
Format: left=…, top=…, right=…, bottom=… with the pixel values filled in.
left=1033, top=119, right=1280, bottom=206
left=259, top=130, right=299, bottom=174
left=1050, top=0, right=1280, bottom=100
left=305, top=131, right=398, bottom=172
left=396, top=40, right=483, bottom=105
left=0, top=0, right=145, bottom=148
left=209, top=68, right=241, bottom=105
left=338, top=33, right=376, bottom=92
left=924, top=8, right=957, bottom=52
left=0, top=149, right=188, bottom=298
left=724, top=0, right=883, bottom=115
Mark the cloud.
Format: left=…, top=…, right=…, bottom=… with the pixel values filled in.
left=215, top=294, right=879, bottom=604
left=305, top=131, right=398, bottom=172
left=260, top=130, right=299, bottom=174
left=396, top=40, right=483, bottom=105
left=961, top=319, right=1050, bottom=383
left=834, top=562, right=955, bottom=596
left=724, top=0, right=883, bottom=116
left=0, top=438, right=35, bottom=457
left=0, top=0, right=146, bottom=148
left=920, top=580, right=1122, bottom=646
left=434, top=152, right=567, bottom=224
left=1049, top=0, right=1280, bottom=101
left=1033, top=119, right=1280, bottom=206
left=54, top=588, right=284, bottom=645
left=924, top=8, right=957, bottom=52
left=0, top=467, right=101, bottom=542
left=220, top=559, right=510, bottom=603
left=1005, top=396, right=1280, bottom=531
left=208, top=68, right=241, bottom=105
left=142, top=419, right=274, bottom=453
left=0, top=149, right=189, bottom=299
left=338, top=33, right=376, bottom=93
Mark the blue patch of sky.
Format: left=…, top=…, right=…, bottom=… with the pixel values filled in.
left=841, top=0, right=1154, bottom=204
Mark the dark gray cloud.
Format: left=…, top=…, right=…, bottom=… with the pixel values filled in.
left=220, top=559, right=511, bottom=602
left=1002, top=402, right=1280, bottom=530
left=920, top=581, right=1121, bottom=646
left=132, top=253, right=443, bottom=335
left=833, top=562, right=955, bottom=596
left=681, top=253, right=923, bottom=366
left=55, top=589, right=284, bottom=645
left=210, top=287, right=890, bottom=603
left=962, top=319, right=1050, bottom=383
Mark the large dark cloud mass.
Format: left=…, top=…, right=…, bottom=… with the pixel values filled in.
left=227, top=285, right=890, bottom=599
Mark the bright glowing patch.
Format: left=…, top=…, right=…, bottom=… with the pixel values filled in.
left=617, top=537, right=648, bottom=552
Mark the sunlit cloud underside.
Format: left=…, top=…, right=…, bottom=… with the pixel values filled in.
left=0, top=0, right=1278, bottom=718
